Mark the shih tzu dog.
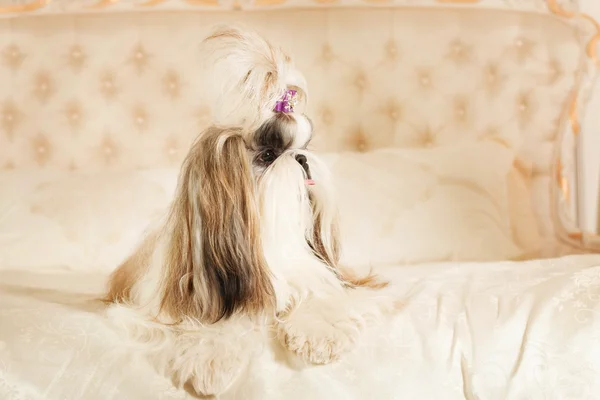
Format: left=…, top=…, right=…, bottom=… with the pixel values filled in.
left=104, top=26, right=391, bottom=396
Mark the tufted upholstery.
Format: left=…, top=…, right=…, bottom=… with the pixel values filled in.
left=0, top=0, right=598, bottom=256
left=0, top=7, right=585, bottom=168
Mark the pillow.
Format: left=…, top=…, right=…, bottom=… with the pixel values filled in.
left=0, top=141, right=537, bottom=272
left=0, top=170, right=177, bottom=272
left=326, top=141, right=539, bottom=268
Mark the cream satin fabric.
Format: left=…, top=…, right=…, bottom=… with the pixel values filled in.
left=1, top=254, right=600, bottom=399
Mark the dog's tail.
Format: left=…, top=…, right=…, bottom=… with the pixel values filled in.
left=200, top=25, right=307, bottom=130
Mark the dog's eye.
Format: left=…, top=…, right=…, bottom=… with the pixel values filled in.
left=260, top=150, right=276, bottom=163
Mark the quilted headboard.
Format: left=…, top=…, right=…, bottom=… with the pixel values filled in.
left=0, top=0, right=598, bottom=252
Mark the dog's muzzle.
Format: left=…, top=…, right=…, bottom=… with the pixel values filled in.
left=295, top=154, right=314, bottom=185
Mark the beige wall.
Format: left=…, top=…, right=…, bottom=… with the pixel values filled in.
left=580, top=0, right=600, bottom=233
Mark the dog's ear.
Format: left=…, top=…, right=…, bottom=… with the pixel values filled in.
left=308, top=191, right=341, bottom=270
left=159, top=126, right=274, bottom=324
left=300, top=157, right=340, bottom=270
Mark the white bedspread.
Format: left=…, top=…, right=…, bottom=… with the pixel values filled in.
left=1, top=255, right=600, bottom=400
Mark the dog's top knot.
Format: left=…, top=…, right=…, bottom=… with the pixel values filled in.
left=273, top=89, right=298, bottom=113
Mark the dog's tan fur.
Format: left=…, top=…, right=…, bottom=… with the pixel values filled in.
left=159, top=127, right=274, bottom=324
left=105, top=230, right=157, bottom=304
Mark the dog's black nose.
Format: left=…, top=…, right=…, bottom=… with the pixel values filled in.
left=295, top=154, right=307, bottom=167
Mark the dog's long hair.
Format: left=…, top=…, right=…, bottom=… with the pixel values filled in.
left=105, top=26, right=383, bottom=327
left=161, top=127, right=274, bottom=323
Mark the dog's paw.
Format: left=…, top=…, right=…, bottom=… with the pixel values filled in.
left=184, top=353, right=244, bottom=397
left=169, top=340, right=247, bottom=397
left=276, top=314, right=362, bottom=365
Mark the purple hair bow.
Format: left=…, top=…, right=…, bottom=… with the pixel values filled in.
left=273, top=89, right=298, bottom=113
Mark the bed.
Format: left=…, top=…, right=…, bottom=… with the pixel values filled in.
left=1, top=255, right=600, bottom=399
left=1, top=0, right=600, bottom=399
